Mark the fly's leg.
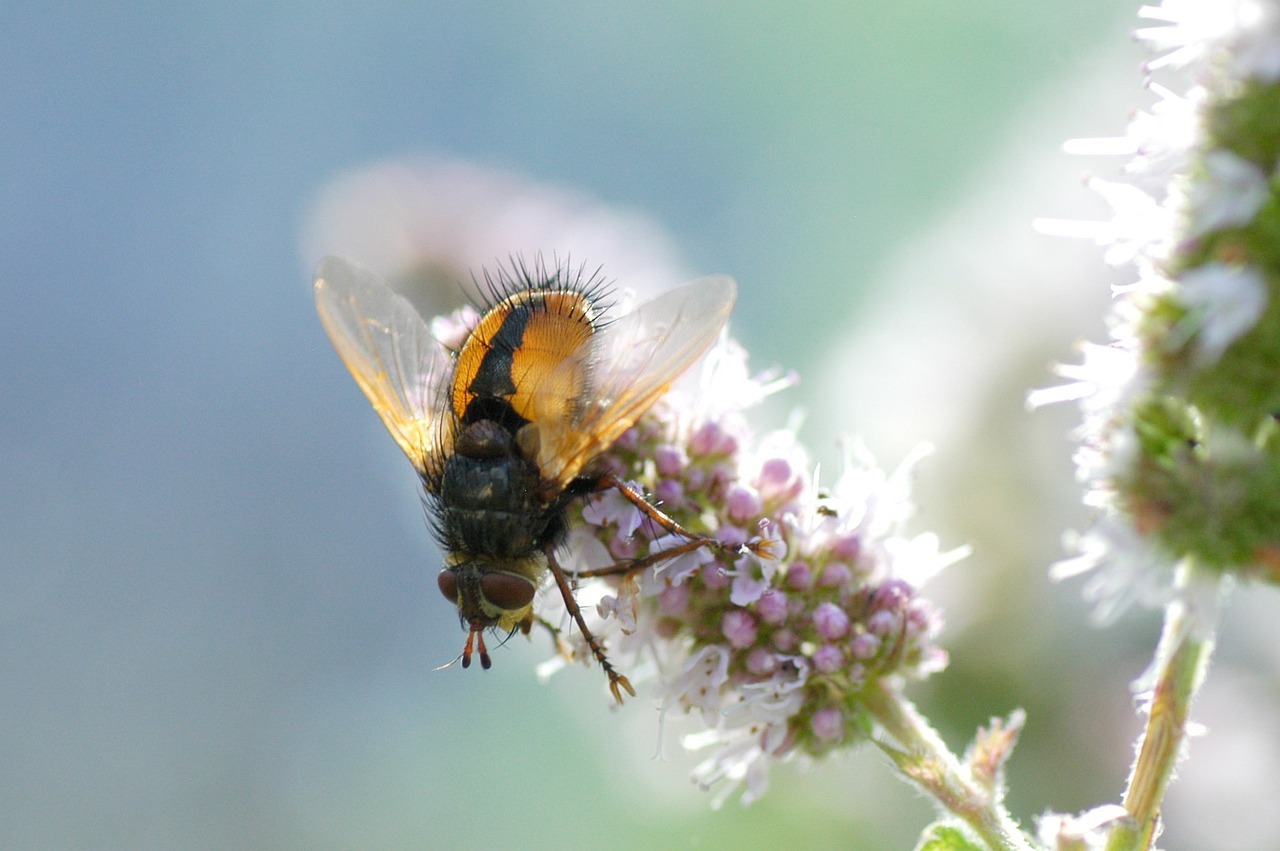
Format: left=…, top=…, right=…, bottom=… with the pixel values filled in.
left=598, top=472, right=719, bottom=543
left=544, top=543, right=636, bottom=704
left=579, top=473, right=777, bottom=580
left=548, top=473, right=779, bottom=699
left=572, top=535, right=714, bottom=579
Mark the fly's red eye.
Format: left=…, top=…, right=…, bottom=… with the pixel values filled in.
left=481, top=573, right=536, bottom=611
left=437, top=570, right=458, bottom=602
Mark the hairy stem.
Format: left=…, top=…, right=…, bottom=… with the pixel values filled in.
left=863, top=679, right=1033, bottom=851
left=1107, top=565, right=1222, bottom=851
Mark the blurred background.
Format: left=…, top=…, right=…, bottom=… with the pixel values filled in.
left=6, top=3, right=1280, bottom=849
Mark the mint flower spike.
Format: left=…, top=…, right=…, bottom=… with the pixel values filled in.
left=1036, top=1, right=1280, bottom=847
left=524, top=332, right=967, bottom=808
left=1037, top=0, right=1280, bottom=615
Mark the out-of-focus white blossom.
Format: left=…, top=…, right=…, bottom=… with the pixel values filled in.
left=1040, top=0, right=1280, bottom=607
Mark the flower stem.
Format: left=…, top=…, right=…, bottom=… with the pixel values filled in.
left=862, top=679, right=1034, bottom=851
left=1106, top=565, right=1221, bottom=851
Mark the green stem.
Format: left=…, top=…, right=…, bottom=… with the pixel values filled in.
left=862, top=679, right=1034, bottom=851
left=1106, top=566, right=1221, bottom=851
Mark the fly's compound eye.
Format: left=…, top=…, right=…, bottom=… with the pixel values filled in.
left=480, top=573, right=536, bottom=612
left=437, top=570, right=458, bottom=603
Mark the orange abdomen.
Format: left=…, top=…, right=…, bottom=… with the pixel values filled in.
left=451, top=290, right=596, bottom=432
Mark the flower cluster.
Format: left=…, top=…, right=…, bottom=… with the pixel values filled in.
left=536, top=339, right=959, bottom=806
left=1037, top=0, right=1280, bottom=613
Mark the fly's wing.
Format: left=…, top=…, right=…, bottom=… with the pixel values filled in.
left=314, top=256, right=451, bottom=480
left=533, top=275, right=737, bottom=489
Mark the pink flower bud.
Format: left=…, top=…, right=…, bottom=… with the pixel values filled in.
left=813, top=602, right=850, bottom=640
left=655, top=443, right=686, bottom=477
left=722, top=610, right=758, bottom=649
left=811, top=707, right=844, bottom=741
left=756, top=589, right=789, bottom=625
left=726, top=484, right=763, bottom=523
left=812, top=644, right=845, bottom=673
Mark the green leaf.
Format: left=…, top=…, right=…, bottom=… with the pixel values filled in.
left=915, top=821, right=987, bottom=851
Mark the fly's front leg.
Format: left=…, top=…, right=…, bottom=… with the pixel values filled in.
left=595, top=472, right=773, bottom=564
left=544, top=543, right=636, bottom=704
left=572, top=536, right=716, bottom=579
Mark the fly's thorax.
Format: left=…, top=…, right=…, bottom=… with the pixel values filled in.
left=437, top=553, right=547, bottom=631
left=437, top=419, right=564, bottom=558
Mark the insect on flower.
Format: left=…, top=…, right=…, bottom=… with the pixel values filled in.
left=315, top=255, right=745, bottom=702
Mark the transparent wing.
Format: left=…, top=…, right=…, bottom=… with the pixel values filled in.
left=535, top=275, right=737, bottom=488
left=314, top=256, right=451, bottom=479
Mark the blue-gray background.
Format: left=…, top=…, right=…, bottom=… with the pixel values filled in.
left=2, top=3, right=1216, bottom=850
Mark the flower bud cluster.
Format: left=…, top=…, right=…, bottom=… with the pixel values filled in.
left=544, top=341, right=957, bottom=805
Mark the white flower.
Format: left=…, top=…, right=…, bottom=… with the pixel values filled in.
left=1140, top=0, right=1280, bottom=80
left=1185, top=150, right=1270, bottom=237
left=597, top=573, right=640, bottom=634
left=822, top=440, right=932, bottom=547
left=661, top=644, right=732, bottom=724
left=684, top=658, right=809, bottom=807
left=1126, top=83, right=1203, bottom=183
left=301, top=157, right=691, bottom=302
left=1038, top=804, right=1133, bottom=851
left=1175, top=262, right=1269, bottom=362
left=557, top=527, right=614, bottom=575
left=581, top=483, right=645, bottom=537
left=648, top=533, right=715, bottom=585
left=728, top=563, right=771, bottom=606
left=1029, top=340, right=1142, bottom=413
left=693, top=337, right=798, bottom=423
left=1229, top=1, right=1280, bottom=80
left=882, top=532, right=971, bottom=590
left=726, top=658, right=810, bottom=726
left=1137, top=0, right=1242, bottom=70
left=1052, top=518, right=1179, bottom=624
left=686, top=733, right=769, bottom=808
left=1088, top=176, right=1176, bottom=268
